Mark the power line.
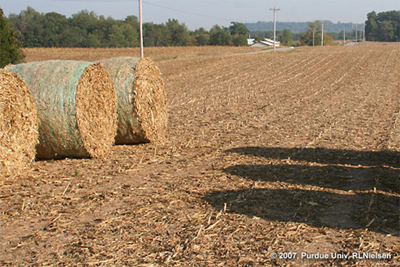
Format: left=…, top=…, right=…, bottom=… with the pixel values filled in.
left=143, top=1, right=233, bottom=22
left=217, top=0, right=249, bottom=9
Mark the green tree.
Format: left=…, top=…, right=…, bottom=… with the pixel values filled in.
left=107, top=24, right=126, bottom=47
left=229, top=22, right=249, bottom=36
left=121, top=23, right=139, bottom=47
left=229, top=22, right=249, bottom=46
left=365, top=10, right=400, bottom=41
left=0, top=8, right=25, bottom=67
left=232, top=35, right=247, bottom=46
left=300, top=21, right=322, bottom=46
left=143, top=23, right=171, bottom=46
left=209, top=25, right=232, bottom=45
left=365, top=11, right=378, bottom=41
left=323, top=34, right=335, bottom=45
left=193, top=27, right=210, bottom=46
left=279, top=29, right=293, bottom=46
left=377, top=10, right=399, bottom=41
left=42, top=12, right=68, bottom=47
left=9, top=7, right=45, bottom=47
left=166, top=19, right=189, bottom=46
left=123, top=15, right=140, bottom=47
left=379, top=20, right=395, bottom=41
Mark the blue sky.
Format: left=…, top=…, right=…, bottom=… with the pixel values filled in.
left=2, top=0, right=399, bottom=30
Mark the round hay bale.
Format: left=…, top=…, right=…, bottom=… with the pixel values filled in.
left=5, top=61, right=117, bottom=160
left=0, top=71, right=39, bottom=177
left=99, top=57, right=167, bottom=144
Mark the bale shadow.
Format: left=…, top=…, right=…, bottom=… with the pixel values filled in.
left=226, top=147, right=399, bottom=168
left=224, top=164, right=399, bottom=193
left=226, top=147, right=400, bottom=194
left=203, top=188, right=399, bottom=234
left=203, top=146, right=400, bottom=234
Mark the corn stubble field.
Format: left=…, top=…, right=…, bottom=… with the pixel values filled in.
left=1, top=43, right=399, bottom=266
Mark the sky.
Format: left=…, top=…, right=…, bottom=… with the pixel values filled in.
left=2, top=0, right=399, bottom=30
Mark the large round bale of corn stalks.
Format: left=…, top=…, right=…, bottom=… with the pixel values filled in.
left=99, top=57, right=167, bottom=144
left=0, top=71, right=39, bottom=177
left=5, top=61, right=117, bottom=160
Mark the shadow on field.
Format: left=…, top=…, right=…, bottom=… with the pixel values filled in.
left=204, top=188, right=399, bottom=233
left=226, top=147, right=400, bottom=169
left=223, top=164, right=399, bottom=193
left=203, top=147, right=400, bottom=234
left=225, top=147, right=400, bottom=194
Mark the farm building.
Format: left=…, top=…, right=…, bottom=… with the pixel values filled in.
left=247, top=38, right=280, bottom=47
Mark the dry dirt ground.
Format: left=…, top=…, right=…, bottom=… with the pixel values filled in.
left=1, top=43, right=399, bottom=266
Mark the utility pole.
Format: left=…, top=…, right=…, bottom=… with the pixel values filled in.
left=363, top=22, right=365, bottom=42
left=343, top=29, right=346, bottom=45
left=321, top=21, right=324, bottom=46
left=269, top=7, right=280, bottom=51
left=355, top=24, right=358, bottom=42
left=312, top=27, right=315, bottom=46
left=139, top=0, right=144, bottom=58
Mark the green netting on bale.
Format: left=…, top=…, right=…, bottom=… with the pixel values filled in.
left=100, top=57, right=167, bottom=144
left=5, top=60, right=117, bottom=159
left=100, top=57, right=142, bottom=144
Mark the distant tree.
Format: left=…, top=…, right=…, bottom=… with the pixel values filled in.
left=365, top=11, right=379, bottom=41
left=193, top=27, right=210, bottom=46
left=229, top=22, right=249, bottom=46
left=42, top=12, right=68, bottom=47
left=229, top=22, right=249, bottom=36
left=107, top=24, right=126, bottom=47
left=323, top=34, right=335, bottom=45
left=10, top=7, right=284, bottom=47
left=82, top=33, right=101, bottom=47
left=121, top=23, right=139, bottom=47
left=365, top=10, right=400, bottom=41
left=0, top=8, right=25, bottom=67
left=300, top=21, right=322, bottom=46
left=209, top=25, right=232, bottom=45
left=9, top=7, right=45, bottom=47
left=166, top=19, right=189, bottom=46
left=232, top=35, right=247, bottom=46
left=279, top=29, right=293, bottom=46
left=379, top=20, right=395, bottom=41
left=143, top=23, right=171, bottom=47
left=123, top=16, right=140, bottom=47
left=124, top=15, right=139, bottom=29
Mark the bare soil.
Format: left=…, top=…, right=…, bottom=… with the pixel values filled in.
left=1, top=43, right=399, bottom=266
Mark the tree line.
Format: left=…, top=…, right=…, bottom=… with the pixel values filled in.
left=365, top=10, right=400, bottom=41
left=7, top=7, right=250, bottom=48
left=1, top=7, right=399, bottom=68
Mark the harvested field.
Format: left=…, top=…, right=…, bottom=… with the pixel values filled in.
left=1, top=43, right=399, bottom=266
left=23, top=46, right=267, bottom=63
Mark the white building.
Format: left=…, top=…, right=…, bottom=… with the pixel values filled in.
left=247, top=38, right=280, bottom=47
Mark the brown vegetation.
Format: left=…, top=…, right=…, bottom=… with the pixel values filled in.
left=0, top=71, right=38, bottom=177
left=1, top=43, right=399, bottom=266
